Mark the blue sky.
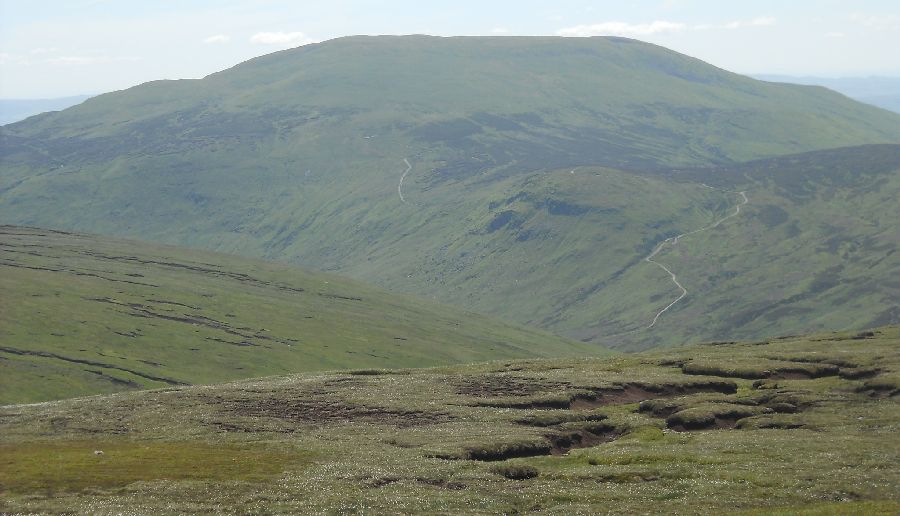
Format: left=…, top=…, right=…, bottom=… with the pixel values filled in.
left=1, top=0, right=898, bottom=98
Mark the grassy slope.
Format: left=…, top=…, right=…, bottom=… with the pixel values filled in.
left=579, top=145, right=900, bottom=349
left=3, top=148, right=898, bottom=353
left=0, top=226, right=607, bottom=404
left=265, top=144, right=899, bottom=350
left=2, top=37, right=899, bottom=349
left=1, top=326, right=897, bottom=514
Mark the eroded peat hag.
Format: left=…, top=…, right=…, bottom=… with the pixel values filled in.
left=0, top=327, right=898, bottom=513
left=468, top=379, right=736, bottom=410
left=444, top=422, right=625, bottom=461
left=213, top=393, right=455, bottom=430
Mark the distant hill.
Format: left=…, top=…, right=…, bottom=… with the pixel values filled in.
left=0, top=226, right=606, bottom=404
left=2, top=36, right=899, bottom=349
left=0, top=95, right=93, bottom=125
left=754, top=75, right=900, bottom=114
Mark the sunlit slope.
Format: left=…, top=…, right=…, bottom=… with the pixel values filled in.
left=579, top=145, right=900, bottom=349
left=5, top=36, right=900, bottom=162
left=301, top=145, right=899, bottom=350
left=2, top=37, right=899, bottom=350
left=0, top=226, right=607, bottom=404
left=3, top=35, right=899, bottom=243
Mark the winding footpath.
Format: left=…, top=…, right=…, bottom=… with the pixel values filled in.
left=605, top=187, right=749, bottom=338
left=398, top=158, right=413, bottom=204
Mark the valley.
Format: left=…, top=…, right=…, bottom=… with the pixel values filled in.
left=2, top=37, right=900, bottom=349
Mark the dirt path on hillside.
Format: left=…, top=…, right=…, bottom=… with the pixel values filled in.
left=398, top=158, right=413, bottom=204
left=604, top=187, right=749, bottom=338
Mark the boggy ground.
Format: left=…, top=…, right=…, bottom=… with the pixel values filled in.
left=1, top=327, right=898, bottom=514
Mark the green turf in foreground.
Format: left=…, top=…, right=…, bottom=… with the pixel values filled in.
left=0, top=441, right=312, bottom=493
left=1, top=326, right=896, bottom=513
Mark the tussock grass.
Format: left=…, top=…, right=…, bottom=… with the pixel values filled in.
left=0, top=441, right=311, bottom=494
left=490, top=464, right=540, bottom=480
left=0, top=325, right=897, bottom=513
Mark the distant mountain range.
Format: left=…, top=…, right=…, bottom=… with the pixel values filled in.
left=754, top=75, right=900, bottom=114
left=0, top=95, right=93, bottom=125
left=2, top=36, right=899, bottom=349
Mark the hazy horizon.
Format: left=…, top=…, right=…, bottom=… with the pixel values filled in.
left=3, top=59, right=900, bottom=102
left=2, top=0, right=899, bottom=98
left=1, top=42, right=899, bottom=102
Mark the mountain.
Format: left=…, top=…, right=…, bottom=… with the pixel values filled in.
left=1, top=325, right=897, bottom=513
left=0, top=95, right=94, bottom=125
left=0, top=226, right=606, bottom=404
left=2, top=36, right=900, bottom=348
left=754, top=74, right=900, bottom=114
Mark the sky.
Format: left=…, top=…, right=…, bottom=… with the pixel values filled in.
left=1, top=0, right=899, bottom=98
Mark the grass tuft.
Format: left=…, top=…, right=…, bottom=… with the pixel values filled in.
left=0, top=441, right=312, bottom=494
left=490, top=464, right=540, bottom=480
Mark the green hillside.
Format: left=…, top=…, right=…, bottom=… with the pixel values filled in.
left=0, top=226, right=607, bottom=404
left=5, top=36, right=899, bottom=164
left=2, top=36, right=899, bottom=348
left=8, top=144, right=891, bottom=354
left=1, top=326, right=897, bottom=513
left=585, top=144, right=900, bottom=349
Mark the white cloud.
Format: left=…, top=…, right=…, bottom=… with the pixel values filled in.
left=558, top=21, right=685, bottom=37
left=46, top=55, right=140, bottom=66
left=750, top=16, right=777, bottom=27
left=850, top=13, right=900, bottom=30
left=491, top=27, right=510, bottom=34
left=30, top=47, right=59, bottom=55
left=203, top=34, right=230, bottom=44
left=249, top=31, right=313, bottom=46
left=825, top=31, right=845, bottom=38
left=558, top=17, right=776, bottom=37
left=0, top=52, right=28, bottom=65
left=47, top=56, right=105, bottom=65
